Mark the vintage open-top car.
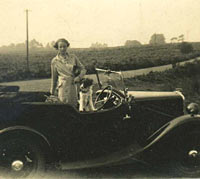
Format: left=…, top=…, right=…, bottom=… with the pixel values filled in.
left=0, top=68, right=200, bottom=178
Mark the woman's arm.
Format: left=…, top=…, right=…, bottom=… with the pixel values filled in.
left=74, top=56, right=86, bottom=80
left=50, top=60, right=58, bottom=95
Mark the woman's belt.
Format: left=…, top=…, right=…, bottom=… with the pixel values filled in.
left=58, top=76, right=74, bottom=81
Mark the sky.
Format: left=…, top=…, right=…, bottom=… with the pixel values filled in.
left=0, top=0, right=200, bottom=48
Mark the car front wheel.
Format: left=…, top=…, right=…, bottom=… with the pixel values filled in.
left=0, top=135, right=45, bottom=178
left=169, top=131, right=200, bottom=177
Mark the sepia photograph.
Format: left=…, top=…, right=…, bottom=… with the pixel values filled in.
left=0, top=0, right=200, bottom=178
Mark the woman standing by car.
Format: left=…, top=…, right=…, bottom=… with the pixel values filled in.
left=50, top=38, right=86, bottom=107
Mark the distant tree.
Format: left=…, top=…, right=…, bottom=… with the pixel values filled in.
left=90, top=42, right=108, bottom=48
left=124, top=40, right=142, bottom=47
left=149, top=33, right=166, bottom=45
left=15, top=42, right=26, bottom=49
left=102, top=43, right=108, bottom=48
left=8, top=43, right=16, bottom=48
left=178, top=34, right=184, bottom=42
left=0, top=45, right=8, bottom=51
left=45, top=42, right=51, bottom=49
left=29, top=39, right=43, bottom=49
left=50, top=41, right=56, bottom=48
left=179, top=42, right=193, bottom=54
left=170, top=37, right=178, bottom=43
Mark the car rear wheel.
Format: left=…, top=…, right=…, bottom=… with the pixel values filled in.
left=0, top=136, right=45, bottom=178
left=169, top=131, right=200, bottom=177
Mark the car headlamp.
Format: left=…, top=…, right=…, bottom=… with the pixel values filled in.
left=186, top=103, right=199, bottom=116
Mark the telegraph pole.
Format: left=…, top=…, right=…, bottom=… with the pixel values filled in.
left=25, top=9, right=30, bottom=73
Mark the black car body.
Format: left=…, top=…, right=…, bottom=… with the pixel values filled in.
left=0, top=68, right=200, bottom=178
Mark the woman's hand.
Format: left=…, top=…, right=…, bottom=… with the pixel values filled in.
left=74, top=76, right=81, bottom=83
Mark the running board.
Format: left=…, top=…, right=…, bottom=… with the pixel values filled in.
left=59, top=142, right=143, bottom=170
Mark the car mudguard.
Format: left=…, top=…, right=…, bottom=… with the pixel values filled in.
left=144, top=114, right=200, bottom=150
left=0, top=125, right=51, bottom=148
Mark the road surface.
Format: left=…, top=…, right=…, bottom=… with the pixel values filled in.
left=43, top=163, right=174, bottom=179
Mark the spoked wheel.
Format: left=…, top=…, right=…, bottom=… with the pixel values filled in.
left=170, top=131, right=200, bottom=177
left=0, top=136, right=45, bottom=178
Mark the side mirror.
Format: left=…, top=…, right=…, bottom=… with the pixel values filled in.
left=186, top=103, right=199, bottom=116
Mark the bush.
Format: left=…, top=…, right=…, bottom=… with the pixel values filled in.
left=179, top=42, right=193, bottom=54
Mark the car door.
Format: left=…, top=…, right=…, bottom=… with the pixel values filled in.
left=74, top=104, right=136, bottom=160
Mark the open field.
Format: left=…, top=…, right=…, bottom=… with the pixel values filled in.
left=0, top=43, right=200, bottom=82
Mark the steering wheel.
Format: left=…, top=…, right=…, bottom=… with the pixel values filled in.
left=94, top=85, right=113, bottom=110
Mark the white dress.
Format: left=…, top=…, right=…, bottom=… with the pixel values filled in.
left=50, top=53, right=86, bottom=107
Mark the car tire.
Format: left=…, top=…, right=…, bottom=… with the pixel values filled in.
left=168, top=131, right=200, bottom=177
left=0, top=134, right=46, bottom=178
